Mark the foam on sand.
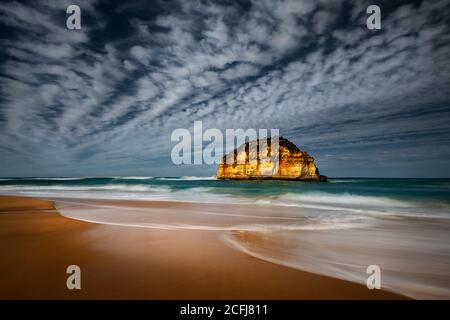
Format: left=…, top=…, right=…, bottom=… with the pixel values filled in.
left=55, top=197, right=450, bottom=299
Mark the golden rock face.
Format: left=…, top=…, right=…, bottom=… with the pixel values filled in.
left=217, top=137, right=327, bottom=181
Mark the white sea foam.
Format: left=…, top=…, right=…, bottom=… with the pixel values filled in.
left=1, top=181, right=445, bottom=219
left=231, top=221, right=372, bottom=231
left=56, top=199, right=371, bottom=232
left=0, top=184, right=169, bottom=192
left=277, top=192, right=411, bottom=208
left=0, top=177, right=88, bottom=181
left=113, top=176, right=154, bottom=180
left=157, top=176, right=216, bottom=181
left=328, top=179, right=362, bottom=183
left=30, top=177, right=88, bottom=180
left=0, top=176, right=153, bottom=181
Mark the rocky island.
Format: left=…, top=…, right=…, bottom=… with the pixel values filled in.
left=217, top=137, right=327, bottom=181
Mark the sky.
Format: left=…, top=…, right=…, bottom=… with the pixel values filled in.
left=0, top=0, right=450, bottom=178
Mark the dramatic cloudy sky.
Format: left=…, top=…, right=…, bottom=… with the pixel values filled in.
left=0, top=0, right=449, bottom=177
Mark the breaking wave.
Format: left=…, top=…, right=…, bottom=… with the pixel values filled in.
left=156, top=176, right=217, bottom=181
left=276, top=192, right=411, bottom=207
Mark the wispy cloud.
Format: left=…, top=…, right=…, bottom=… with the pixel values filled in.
left=0, top=0, right=450, bottom=177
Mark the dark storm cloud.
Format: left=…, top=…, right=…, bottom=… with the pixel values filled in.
left=0, top=0, right=449, bottom=177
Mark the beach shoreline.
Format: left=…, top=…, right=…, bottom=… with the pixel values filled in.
left=0, top=195, right=407, bottom=299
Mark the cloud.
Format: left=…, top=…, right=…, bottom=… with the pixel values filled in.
left=0, top=0, right=450, bottom=177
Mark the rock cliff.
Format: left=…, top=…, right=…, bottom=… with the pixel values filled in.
left=217, top=137, right=327, bottom=181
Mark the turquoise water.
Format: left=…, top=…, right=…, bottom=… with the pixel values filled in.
left=1, top=177, right=449, bottom=209
left=1, top=176, right=450, bottom=224
left=1, top=177, right=450, bottom=199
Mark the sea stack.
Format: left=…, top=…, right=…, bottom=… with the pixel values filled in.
left=217, top=136, right=327, bottom=181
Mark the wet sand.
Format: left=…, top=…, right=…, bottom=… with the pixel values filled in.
left=0, top=196, right=406, bottom=299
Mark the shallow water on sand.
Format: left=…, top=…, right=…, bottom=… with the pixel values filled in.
left=53, top=196, right=450, bottom=299
left=223, top=217, right=450, bottom=299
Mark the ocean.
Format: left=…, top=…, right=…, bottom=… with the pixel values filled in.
left=1, top=176, right=449, bottom=206
left=1, top=177, right=450, bottom=299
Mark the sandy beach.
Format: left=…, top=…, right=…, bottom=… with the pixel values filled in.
left=0, top=195, right=406, bottom=299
